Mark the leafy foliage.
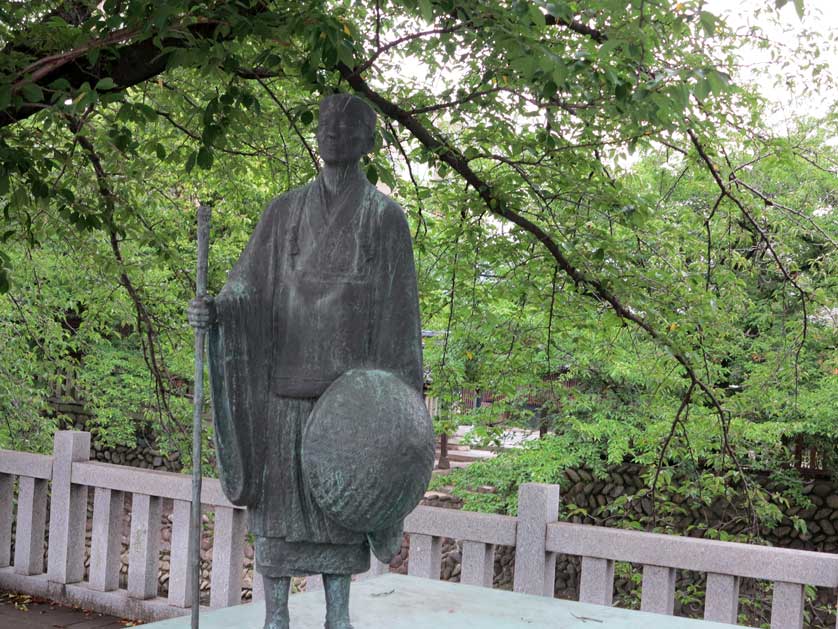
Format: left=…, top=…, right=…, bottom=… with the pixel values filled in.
left=0, top=0, right=835, bottom=538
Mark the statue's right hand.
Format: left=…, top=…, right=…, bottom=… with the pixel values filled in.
left=188, top=295, right=216, bottom=329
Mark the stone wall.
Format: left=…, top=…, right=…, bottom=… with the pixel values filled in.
left=53, top=403, right=182, bottom=472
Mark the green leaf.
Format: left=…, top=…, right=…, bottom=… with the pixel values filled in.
left=542, top=80, right=558, bottom=98
left=0, top=170, right=8, bottom=195
left=793, top=0, right=804, bottom=18
left=615, top=82, right=630, bottom=102
left=184, top=151, right=197, bottom=174
left=197, top=146, right=214, bottom=170
left=694, top=78, right=710, bottom=101
left=0, top=268, right=8, bottom=293
left=0, top=84, right=10, bottom=110
left=337, top=42, right=355, bottom=68
left=528, top=5, right=546, bottom=27
left=95, top=77, right=117, bottom=90
left=699, top=11, right=717, bottom=37
left=48, top=78, right=71, bottom=91
left=134, top=103, right=157, bottom=121
left=202, top=124, right=222, bottom=145
left=32, top=178, right=49, bottom=198
left=706, top=69, right=731, bottom=94
left=21, top=83, right=43, bottom=103
left=418, top=0, right=433, bottom=23
left=546, top=2, right=572, bottom=22
left=365, top=164, right=378, bottom=185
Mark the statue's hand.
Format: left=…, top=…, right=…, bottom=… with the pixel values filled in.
left=188, top=295, right=216, bottom=329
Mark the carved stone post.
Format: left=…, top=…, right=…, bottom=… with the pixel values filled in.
left=513, top=483, right=560, bottom=596
left=47, top=430, right=90, bottom=585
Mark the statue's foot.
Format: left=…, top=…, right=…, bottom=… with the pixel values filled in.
left=264, top=610, right=290, bottom=629
left=324, top=622, right=353, bottom=629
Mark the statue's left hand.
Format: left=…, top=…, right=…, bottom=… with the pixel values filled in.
left=188, top=295, right=216, bottom=329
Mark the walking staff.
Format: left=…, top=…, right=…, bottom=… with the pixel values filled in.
left=190, top=205, right=211, bottom=628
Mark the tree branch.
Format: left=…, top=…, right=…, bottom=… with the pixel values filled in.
left=2, top=13, right=265, bottom=128
left=338, top=64, right=740, bottom=472
left=66, top=115, right=187, bottom=440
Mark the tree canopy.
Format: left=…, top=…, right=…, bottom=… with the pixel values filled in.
left=1, top=0, right=836, bottom=532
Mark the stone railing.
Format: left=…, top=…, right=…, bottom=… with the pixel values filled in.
left=2, top=432, right=837, bottom=628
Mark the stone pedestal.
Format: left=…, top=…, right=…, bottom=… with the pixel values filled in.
left=140, top=574, right=747, bottom=628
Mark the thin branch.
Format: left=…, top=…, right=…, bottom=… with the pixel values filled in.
left=256, top=78, right=320, bottom=173
left=705, top=193, right=724, bottom=290
left=544, top=13, right=607, bottom=43
left=355, top=24, right=468, bottom=75
left=650, top=382, right=695, bottom=529
left=155, top=109, right=269, bottom=158
left=385, top=121, right=427, bottom=241
left=66, top=115, right=187, bottom=441
left=407, top=87, right=504, bottom=115
left=688, top=128, right=808, bottom=392
left=730, top=176, right=837, bottom=249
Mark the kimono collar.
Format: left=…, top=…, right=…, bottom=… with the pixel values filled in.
left=289, top=165, right=371, bottom=258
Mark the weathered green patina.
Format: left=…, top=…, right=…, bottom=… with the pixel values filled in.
left=189, top=94, right=431, bottom=629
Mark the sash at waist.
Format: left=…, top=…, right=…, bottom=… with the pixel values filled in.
left=271, top=376, right=336, bottom=399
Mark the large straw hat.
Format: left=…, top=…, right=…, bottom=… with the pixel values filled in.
left=302, top=369, right=435, bottom=533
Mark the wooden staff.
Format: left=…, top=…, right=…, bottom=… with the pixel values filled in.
left=191, top=204, right=211, bottom=629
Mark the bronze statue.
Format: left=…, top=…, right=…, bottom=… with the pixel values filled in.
left=188, top=94, right=432, bottom=629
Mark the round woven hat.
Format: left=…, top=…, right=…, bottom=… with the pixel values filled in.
left=302, top=369, right=435, bottom=533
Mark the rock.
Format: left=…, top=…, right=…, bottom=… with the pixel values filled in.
left=564, top=468, right=580, bottom=483
left=826, top=495, right=838, bottom=509
left=814, top=508, right=832, bottom=520
left=812, top=483, right=831, bottom=498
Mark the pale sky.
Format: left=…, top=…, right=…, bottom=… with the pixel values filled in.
left=705, top=0, right=838, bottom=120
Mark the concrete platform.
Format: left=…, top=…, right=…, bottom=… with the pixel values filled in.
left=141, top=574, right=742, bottom=628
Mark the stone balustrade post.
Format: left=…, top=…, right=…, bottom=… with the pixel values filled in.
left=14, top=476, right=48, bottom=575
left=513, top=483, right=560, bottom=596
left=0, top=473, right=13, bottom=568
left=770, top=581, right=804, bottom=629
left=210, top=506, right=246, bottom=608
left=89, top=488, right=124, bottom=592
left=47, top=431, right=90, bottom=585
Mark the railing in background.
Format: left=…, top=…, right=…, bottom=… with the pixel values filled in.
left=0, top=431, right=837, bottom=627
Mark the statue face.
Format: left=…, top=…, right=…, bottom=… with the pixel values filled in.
left=316, top=110, right=373, bottom=165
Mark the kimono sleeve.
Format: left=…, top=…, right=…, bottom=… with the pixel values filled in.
left=206, top=195, right=285, bottom=506
left=371, top=200, right=424, bottom=394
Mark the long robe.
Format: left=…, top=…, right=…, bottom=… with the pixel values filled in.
left=207, top=167, right=423, bottom=575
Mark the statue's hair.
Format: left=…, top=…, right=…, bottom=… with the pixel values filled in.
left=319, top=94, right=376, bottom=133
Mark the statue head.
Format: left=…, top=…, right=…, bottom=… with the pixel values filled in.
left=316, top=94, right=376, bottom=165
